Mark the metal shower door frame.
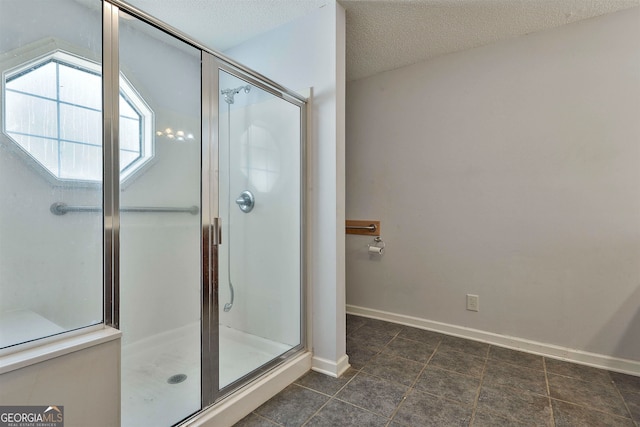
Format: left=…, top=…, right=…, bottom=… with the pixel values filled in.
left=202, top=53, right=308, bottom=405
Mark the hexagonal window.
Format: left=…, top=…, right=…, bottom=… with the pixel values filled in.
left=3, top=50, right=153, bottom=184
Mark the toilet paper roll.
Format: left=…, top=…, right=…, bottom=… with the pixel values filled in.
left=368, top=245, right=384, bottom=255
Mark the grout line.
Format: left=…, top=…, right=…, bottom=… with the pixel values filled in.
left=488, top=357, right=546, bottom=373
left=383, top=338, right=442, bottom=426
left=548, top=395, right=638, bottom=421
left=330, top=394, right=394, bottom=422
left=301, top=351, right=395, bottom=426
left=543, top=357, right=557, bottom=427
left=288, top=384, right=331, bottom=427
left=345, top=319, right=365, bottom=337
left=381, top=342, right=433, bottom=427
left=411, top=363, right=482, bottom=380
left=544, top=366, right=637, bottom=422
left=485, top=349, right=547, bottom=373
left=293, top=383, right=338, bottom=399
left=610, top=375, right=638, bottom=423
left=359, top=355, right=435, bottom=390
left=373, top=338, right=439, bottom=368
left=468, top=344, right=490, bottom=426
left=300, top=399, right=330, bottom=427
left=249, top=411, right=284, bottom=426
left=437, top=345, right=489, bottom=361
left=298, top=370, right=362, bottom=425
left=348, top=314, right=640, bottom=427
left=394, top=331, right=446, bottom=344
left=470, top=347, right=553, bottom=425
left=332, top=373, right=359, bottom=397
left=325, top=363, right=405, bottom=423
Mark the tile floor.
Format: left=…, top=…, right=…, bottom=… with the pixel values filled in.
left=235, top=314, right=640, bottom=426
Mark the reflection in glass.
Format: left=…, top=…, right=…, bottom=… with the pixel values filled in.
left=240, top=124, right=281, bottom=193
left=118, top=9, right=202, bottom=427
left=218, top=71, right=302, bottom=390
left=0, top=0, right=103, bottom=350
left=4, top=53, right=151, bottom=183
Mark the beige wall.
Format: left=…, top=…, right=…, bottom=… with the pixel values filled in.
left=346, top=7, right=640, bottom=364
left=0, top=339, right=120, bottom=427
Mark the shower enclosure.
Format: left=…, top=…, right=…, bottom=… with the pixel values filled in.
left=0, top=1, right=306, bottom=426
left=216, top=69, right=302, bottom=390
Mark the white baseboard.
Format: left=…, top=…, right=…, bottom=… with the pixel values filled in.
left=347, top=304, right=640, bottom=376
left=312, top=353, right=351, bottom=378
left=184, top=352, right=312, bottom=427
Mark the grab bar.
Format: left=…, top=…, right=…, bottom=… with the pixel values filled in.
left=50, top=202, right=199, bottom=216
left=346, top=224, right=377, bottom=232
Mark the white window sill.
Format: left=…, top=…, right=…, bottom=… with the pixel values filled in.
left=0, top=325, right=121, bottom=375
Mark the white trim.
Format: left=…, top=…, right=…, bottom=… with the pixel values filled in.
left=311, top=354, right=350, bottom=378
left=182, top=352, right=312, bottom=427
left=0, top=325, right=121, bottom=374
left=346, top=304, right=640, bottom=376
left=118, top=72, right=154, bottom=185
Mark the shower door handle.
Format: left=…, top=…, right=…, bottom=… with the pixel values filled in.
left=212, top=217, right=222, bottom=246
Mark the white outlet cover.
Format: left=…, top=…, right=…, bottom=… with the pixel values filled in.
left=466, top=294, right=479, bottom=312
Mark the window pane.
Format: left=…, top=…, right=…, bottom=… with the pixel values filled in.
left=59, top=63, right=102, bottom=110
left=6, top=61, right=57, bottom=99
left=3, top=54, right=152, bottom=186
left=9, top=133, right=59, bottom=176
left=120, top=150, right=140, bottom=172
left=120, top=96, right=139, bottom=119
left=59, top=141, right=101, bottom=181
left=120, top=116, right=141, bottom=153
left=59, top=103, right=101, bottom=146
left=5, top=91, right=58, bottom=139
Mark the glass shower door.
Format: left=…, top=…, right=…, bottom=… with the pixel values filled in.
left=216, top=69, right=304, bottom=391
left=118, top=10, right=202, bottom=427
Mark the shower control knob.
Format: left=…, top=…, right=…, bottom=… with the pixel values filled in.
left=235, top=190, right=255, bottom=213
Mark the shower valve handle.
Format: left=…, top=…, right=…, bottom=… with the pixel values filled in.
left=235, top=190, right=255, bottom=213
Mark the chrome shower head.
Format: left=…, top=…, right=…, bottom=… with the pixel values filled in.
left=221, top=85, right=251, bottom=104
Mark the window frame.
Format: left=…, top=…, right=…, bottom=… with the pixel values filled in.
left=1, top=40, right=154, bottom=187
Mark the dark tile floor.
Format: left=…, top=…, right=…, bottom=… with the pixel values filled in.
left=235, top=314, right=640, bottom=427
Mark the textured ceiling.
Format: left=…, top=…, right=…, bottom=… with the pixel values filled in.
left=342, top=0, right=640, bottom=81
left=123, top=0, right=640, bottom=82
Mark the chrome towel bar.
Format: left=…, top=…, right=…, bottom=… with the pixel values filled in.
left=50, top=202, right=199, bottom=216
left=346, top=224, right=377, bottom=232
left=345, top=220, right=381, bottom=236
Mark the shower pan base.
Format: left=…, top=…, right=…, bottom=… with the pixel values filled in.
left=121, top=323, right=292, bottom=427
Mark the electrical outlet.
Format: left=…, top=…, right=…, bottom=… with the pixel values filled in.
left=466, top=294, right=479, bottom=312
